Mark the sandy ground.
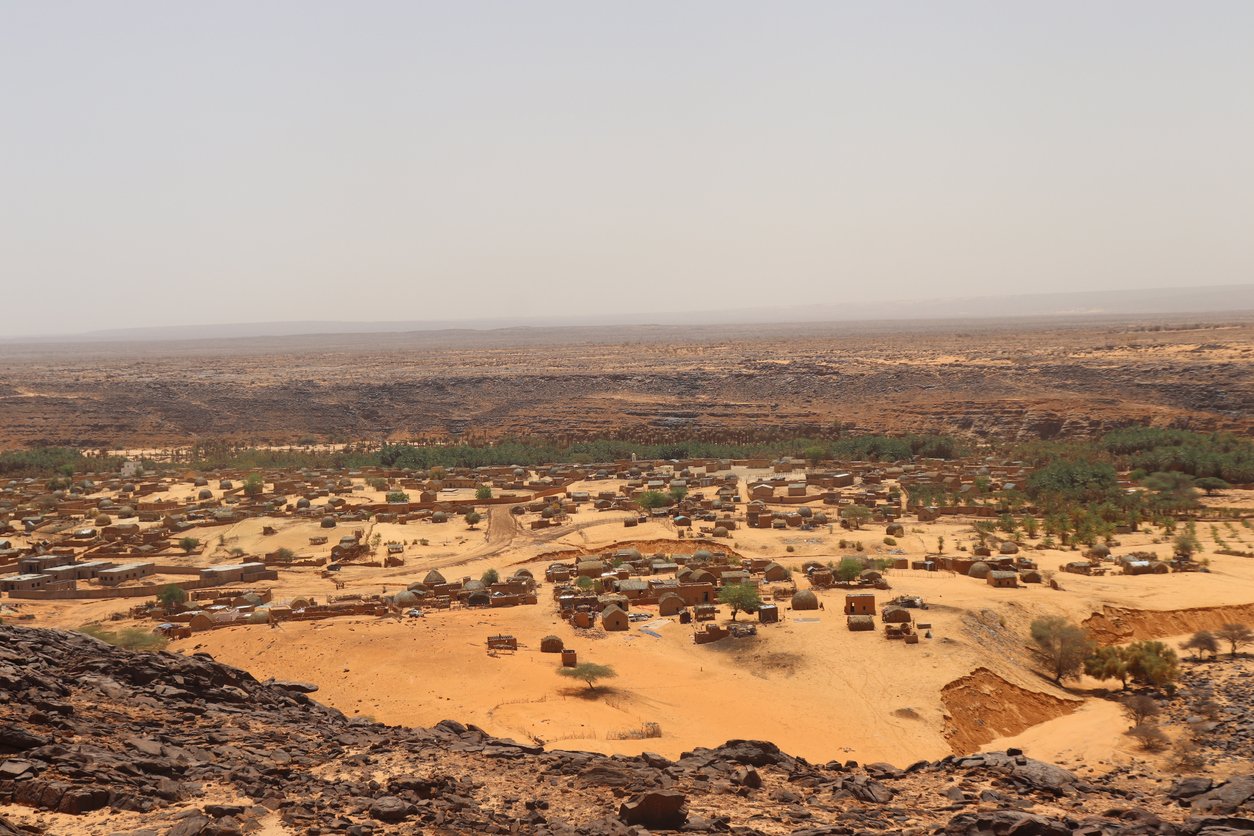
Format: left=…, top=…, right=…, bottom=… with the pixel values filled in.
left=12, top=471, right=1254, bottom=769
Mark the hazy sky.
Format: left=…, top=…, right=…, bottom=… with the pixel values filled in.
left=2, top=2, right=1252, bottom=336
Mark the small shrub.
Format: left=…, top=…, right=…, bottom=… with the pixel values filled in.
left=883, top=536, right=897, bottom=546
left=79, top=624, right=168, bottom=652
left=1128, top=724, right=1170, bottom=752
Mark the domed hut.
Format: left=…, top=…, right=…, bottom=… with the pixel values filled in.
left=999, top=541, right=1019, bottom=555
left=540, top=635, right=564, bottom=653
left=393, top=590, right=420, bottom=607
left=967, top=561, right=992, bottom=579
left=885, top=523, right=905, bottom=537
left=881, top=605, right=911, bottom=624
left=423, top=569, right=447, bottom=586
left=792, top=589, right=819, bottom=610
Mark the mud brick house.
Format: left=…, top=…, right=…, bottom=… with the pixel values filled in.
left=986, top=571, right=1019, bottom=588
left=0, top=573, right=64, bottom=593
left=601, top=604, right=629, bottom=631
left=43, top=560, right=116, bottom=582
left=844, top=593, right=875, bottom=616
left=97, top=562, right=156, bottom=586
left=199, top=562, right=277, bottom=585
left=18, top=553, right=75, bottom=574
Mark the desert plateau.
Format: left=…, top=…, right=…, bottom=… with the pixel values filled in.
left=3, top=314, right=1254, bottom=834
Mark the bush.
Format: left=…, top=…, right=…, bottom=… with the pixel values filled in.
left=178, top=537, right=200, bottom=555
left=1128, top=724, right=1170, bottom=752
left=883, top=536, right=896, bottom=546
left=243, top=473, right=264, bottom=497
left=1120, top=694, right=1160, bottom=727
left=476, top=486, right=493, bottom=500
left=386, top=491, right=410, bottom=504
left=481, top=568, right=500, bottom=585
left=79, top=624, right=168, bottom=652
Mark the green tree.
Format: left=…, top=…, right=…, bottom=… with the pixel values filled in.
left=476, top=485, right=494, bottom=500
left=464, top=510, right=482, bottom=529
left=243, top=473, right=264, bottom=497
left=1085, top=646, right=1131, bottom=689
left=718, top=583, right=762, bottom=621
left=1030, top=616, right=1092, bottom=683
left=1194, top=477, right=1230, bottom=496
left=386, top=491, right=410, bottom=504
left=834, top=556, right=864, bottom=582
left=178, top=536, right=200, bottom=555
left=156, top=584, right=188, bottom=609
left=481, top=568, right=500, bottom=586
left=574, top=575, right=594, bottom=591
left=557, top=662, right=617, bottom=692
left=840, top=505, right=871, bottom=529
left=1125, top=640, right=1180, bottom=688
left=668, top=485, right=688, bottom=503
left=635, top=491, right=669, bottom=510
left=803, top=444, right=829, bottom=465
left=1173, top=531, right=1201, bottom=558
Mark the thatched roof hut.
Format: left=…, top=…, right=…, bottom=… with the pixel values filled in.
left=967, top=561, right=992, bottom=579
left=792, top=589, right=819, bottom=610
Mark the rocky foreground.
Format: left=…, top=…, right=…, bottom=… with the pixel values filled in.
left=1, top=626, right=1252, bottom=835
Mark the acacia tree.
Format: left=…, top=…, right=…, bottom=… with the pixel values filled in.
left=718, top=583, right=762, bottom=621
left=1125, top=640, right=1180, bottom=689
left=1180, top=630, right=1219, bottom=660
left=178, top=536, right=200, bottom=555
left=1214, top=623, right=1254, bottom=658
left=557, top=663, right=616, bottom=692
left=840, top=505, right=871, bottom=530
left=476, top=486, right=493, bottom=500
left=1030, top=616, right=1092, bottom=683
left=635, top=491, right=669, bottom=511
left=1085, top=646, right=1131, bottom=689
left=464, top=511, right=482, bottom=529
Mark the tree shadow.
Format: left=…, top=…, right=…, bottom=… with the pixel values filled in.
left=557, top=685, right=619, bottom=700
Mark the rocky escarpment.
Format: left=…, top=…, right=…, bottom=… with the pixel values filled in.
left=1, top=625, right=1252, bottom=835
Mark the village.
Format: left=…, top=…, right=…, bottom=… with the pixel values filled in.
left=4, top=447, right=1253, bottom=767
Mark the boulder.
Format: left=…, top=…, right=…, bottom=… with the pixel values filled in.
left=618, top=791, right=687, bottom=829
left=369, top=796, right=414, bottom=823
